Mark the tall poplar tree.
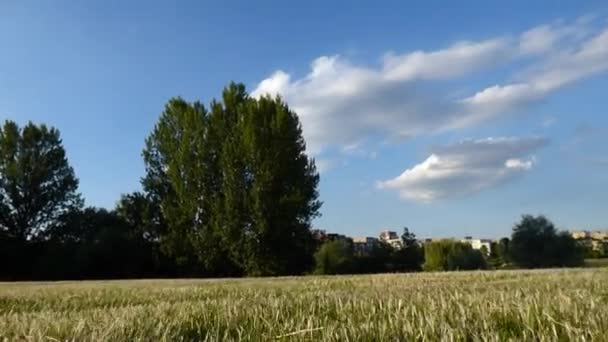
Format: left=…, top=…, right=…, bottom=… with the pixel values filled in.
left=142, top=83, right=321, bottom=276
left=141, top=98, right=224, bottom=271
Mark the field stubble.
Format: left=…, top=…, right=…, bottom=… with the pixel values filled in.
left=1, top=268, right=607, bottom=341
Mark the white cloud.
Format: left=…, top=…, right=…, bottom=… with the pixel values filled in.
left=505, top=158, right=535, bottom=170
left=520, top=25, right=561, bottom=55
left=252, top=18, right=608, bottom=156
left=517, top=21, right=589, bottom=55
left=254, top=71, right=291, bottom=96
left=461, top=27, right=608, bottom=126
left=382, top=38, right=509, bottom=81
left=377, top=137, right=547, bottom=202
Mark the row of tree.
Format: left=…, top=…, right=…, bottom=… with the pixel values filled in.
left=1, top=83, right=321, bottom=279
left=0, top=82, right=586, bottom=280
left=141, top=83, right=321, bottom=276
left=312, top=215, right=584, bottom=275
left=313, top=229, right=424, bottom=275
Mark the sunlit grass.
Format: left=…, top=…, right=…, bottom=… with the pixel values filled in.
left=1, top=269, right=607, bottom=341
left=585, top=258, right=608, bottom=268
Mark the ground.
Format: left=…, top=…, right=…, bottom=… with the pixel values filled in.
left=1, top=268, right=608, bottom=341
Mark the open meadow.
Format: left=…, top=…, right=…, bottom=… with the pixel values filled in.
left=1, top=268, right=608, bottom=341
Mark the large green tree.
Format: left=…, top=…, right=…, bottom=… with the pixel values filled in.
left=142, top=83, right=321, bottom=276
left=0, top=121, right=81, bottom=241
left=235, top=94, right=321, bottom=275
left=510, top=215, right=583, bottom=268
left=142, top=97, right=220, bottom=270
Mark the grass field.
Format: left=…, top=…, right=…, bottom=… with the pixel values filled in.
left=585, top=258, right=608, bottom=268
left=1, top=269, right=608, bottom=341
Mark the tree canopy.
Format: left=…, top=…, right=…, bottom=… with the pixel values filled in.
left=314, top=240, right=354, bottom=275
left=142, top=83, right=321, bottom=276
left=423, top=240, right=486, bottom=271
left=0, top=121, right=81, bottom=242
left=0, top=85, right=594, bottom=281
left=509, top=215, right=583, bottom=268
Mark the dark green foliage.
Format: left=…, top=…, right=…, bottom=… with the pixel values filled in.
left=581, top=241, right=608, bottom=259
left=236, top=94, right=321, bottom=275
left=142, top=83, right=321, bottom=276
left=423, top=240, right=486, bottom=271
left=496, top=237, right=511, bottom=264
left=0, top=121, right=82, bottom=241
left=0, top=121, right=82, bottom=279
left=142, top=97, right=218, bottom=271
left=1, top=94, right=591, bottom=280
left=392, top=227, right=424, bottom=271
left=0, top=121, right=176, bottom=280
left=484, top=237, right=513, bottom=269
left=57, top=207, right=141, bottom=278
left=115, top=192, right=166, bottom=244
left=1, top=84, right=321, bottom=280
left=423, top=240, right=449, bottom=271
left=314, top=240, right=354, bottom=275
left=352, top=242, right=393, bottom=274
left=509, top=215, right=584, bottom=268
left=0, top=203, right=178, bottom=281
left=340, top=227, right=424, bottom=274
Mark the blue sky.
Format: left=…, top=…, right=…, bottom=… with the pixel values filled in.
left=2, top=1, right=607, bottom=239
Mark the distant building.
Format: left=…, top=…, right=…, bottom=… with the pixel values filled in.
left=461, top=237, right=493, bottom=255
left=571, top=230, right=608, bottom=240
left=379, top=230, right=402, bottom=249
left=379, top=230, right=398, bottom=241
left=571, top=230, right=608, bottom=251
left=353, top=237, right=379, bottom=255
left=591, top=231, right=608, bottom=241
left=311, top=230, right=354, bottom=246
left=327, top=233, right=353, bottom=244
left=571, top=231, right=591, bottom=240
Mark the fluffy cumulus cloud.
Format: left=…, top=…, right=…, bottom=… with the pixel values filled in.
left=460, top=26, right=608, bottom=127
left=252, top=18, right=608, bottom=155
left=376, top=137, right=548, bottom=202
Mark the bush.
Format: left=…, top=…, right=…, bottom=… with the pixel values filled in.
left=423, top=240, right=486, bottom=271
left=314, top=240, right=354, bottom=275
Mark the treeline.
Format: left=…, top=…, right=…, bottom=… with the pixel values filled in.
left=1, top=83, right=320, bottom=280
left=311, top=215, right=584, bottom=275
left=425, top=215, right=584, bottom=271
left=313, top=229, right=424, bottom=275
left=0, top=83, right=586, bottom=281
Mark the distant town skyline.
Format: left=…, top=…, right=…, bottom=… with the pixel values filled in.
left=320, top=226, right=608, bottom=241
left=2, top=1, right=607, bottom=238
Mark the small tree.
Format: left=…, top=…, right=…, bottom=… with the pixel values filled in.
left=314, top=240, right=354, bottom=275
left=423, top=240, right=486, bottom=271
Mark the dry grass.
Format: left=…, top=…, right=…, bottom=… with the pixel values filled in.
left=1, top=268, right=608, bottom=341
